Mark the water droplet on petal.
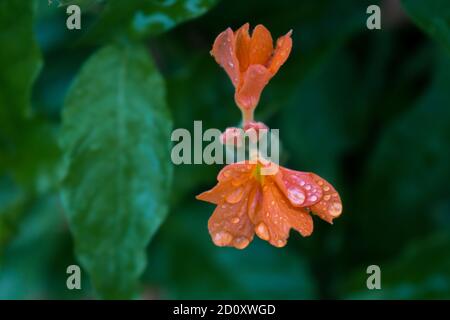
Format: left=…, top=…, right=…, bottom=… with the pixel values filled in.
left=226, top=187, right=244, bottom=204
left=233, top=237, right=250, bottom=249
left=329, top=202, right=342, bottom=217
left=231, top=217, right=240, bottom=224
left=287, top=188, right=305, bottom=205
left=324, top=195, right=331, bottom=201
left=308, top=195, right=318, bottom=202
left=255, top=222, right=270, bottom=240
left=213, top=231, right=233, bottom=246
left=274, top=239, right=286, bottom=247
left=323, top=185, right=330, bottom=191
left=305, top=184, right=311, bottom=191
left=231, top=179, right=242, bottom=187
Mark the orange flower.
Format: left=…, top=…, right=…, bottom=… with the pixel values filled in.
left=211, top=23, right=292, bottom=120
left=196, top=162, right=342, bottom=249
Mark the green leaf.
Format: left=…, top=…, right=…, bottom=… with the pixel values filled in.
left=84, top=0, right=219, bottom=43
left=402, top=0, right=450, bottom=55
left=0, top=0, right=42, bottom=117
left=145, top=202, right=317, bottom=299
left=61, top=44, right=173, bottom=299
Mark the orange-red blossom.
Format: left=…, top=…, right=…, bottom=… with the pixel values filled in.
left=211, top=23, right=292, bottom=122
left=198, top=24, right=343, bottom=249
left=197, top=162, right=342, bottom=249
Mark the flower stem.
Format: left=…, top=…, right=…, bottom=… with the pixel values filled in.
left=241, top=108, right=254, bottom=125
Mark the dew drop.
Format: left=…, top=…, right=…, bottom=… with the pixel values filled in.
left=233, top=237, right=250, bottom=249
left=231, top=179, right=242, bottom=187
left=323, top=185, right=330, bottom=191
left=226, top=187, right=244, bottom=204
left=255, top=222, right=270, bottom=240
left=213, top=231, right=233, bottom=246
left=305, top=184, right=312, bottom=191
left=287, top=188, right=305, bottom=205
left=324, top=195, right=331, bottom=201
left=329, top=202, right=342, bottom=217
left=231, top=217, right=240, bottom=224
left=274, top=239, right=286, bottom=248
left=308, top=195, right=318, bottom=202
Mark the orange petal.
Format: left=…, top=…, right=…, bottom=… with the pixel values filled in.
left=208, top=184, right=255, bottom=249
left=234, top=23, right=251, bottom=73
left=210, top=27, right=240, bottom=87
left=196, top=180, right=236, bottom=205
left=249, top=24, right=274, bottom=66
left=251, top=180, right=313, bottom=248
left=309, top=173, right=343, bottom=224
left=196, top=162, right=254, bottom=204
left=234, top=64, right=271, bottom=110
left=217, top=161, right=254, bottom=183
left=247, top=183, right=263, bottom=222
left=275, top=167, right=323, bottom=207
left=268, top=30, right=292, bottom=75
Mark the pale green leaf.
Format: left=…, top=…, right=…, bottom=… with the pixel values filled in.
left=61, top=44, right=173, bottom=299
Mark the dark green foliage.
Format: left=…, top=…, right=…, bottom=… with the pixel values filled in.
left=0, top=0, right=449, bottom=299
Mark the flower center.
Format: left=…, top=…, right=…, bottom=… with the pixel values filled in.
left=252, top=162, right=265, bottom=184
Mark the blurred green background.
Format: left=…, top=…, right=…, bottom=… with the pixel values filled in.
left=1, top=0, right=450, bottom=299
